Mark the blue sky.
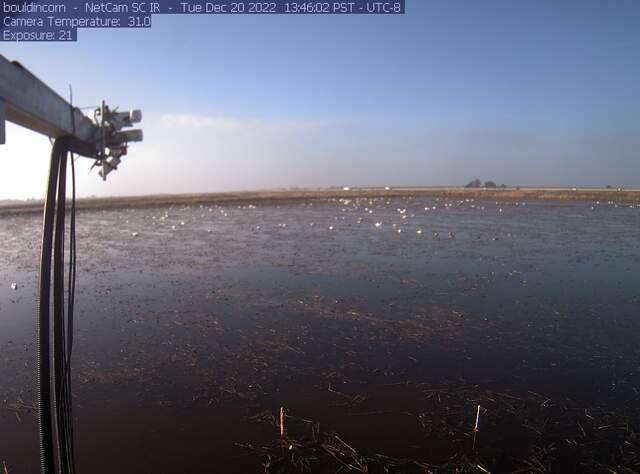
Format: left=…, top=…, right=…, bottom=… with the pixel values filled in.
left=1, top=0, right=639, bottom=198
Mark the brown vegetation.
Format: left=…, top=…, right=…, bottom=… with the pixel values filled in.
left=1, top=187, right=638, bottom=216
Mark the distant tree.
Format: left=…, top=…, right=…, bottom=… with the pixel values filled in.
left=484, top=181, right=497, bottom=188
left=606, top=185, right=612, bottom=189
left=465, top=178, right=482, bottom=188
left=500, top=184, right=507, bottom=189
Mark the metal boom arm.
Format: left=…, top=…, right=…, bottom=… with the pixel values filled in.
left=0, top=54, right=142, bottom=174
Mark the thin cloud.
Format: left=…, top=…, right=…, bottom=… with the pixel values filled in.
left=159, top=113, right=329, bottom=134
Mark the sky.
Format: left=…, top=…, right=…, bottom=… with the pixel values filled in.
left=1, top=0, right=639, bottom=199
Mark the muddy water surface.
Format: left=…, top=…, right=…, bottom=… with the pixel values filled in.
left=1, top=197, right=639, bottom=472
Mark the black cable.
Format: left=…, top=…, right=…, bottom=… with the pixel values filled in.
left=64, top=153, right=77, bottom=474
left=58, top=145, right=77, bottom=474
left=57, top=156, right=77, bottom=474
left=53, top=148, right=68, bottom=473
left=37, top=138, right=65, bottom=474
left=61, top=87, right=78, bottom=474
left=38, top=136, right=77, bottom=474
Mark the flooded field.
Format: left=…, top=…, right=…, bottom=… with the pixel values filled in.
left=1, top=196, right=639, bottom=473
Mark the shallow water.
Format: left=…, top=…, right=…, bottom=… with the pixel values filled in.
left=1, top=197, right=639, bottom=472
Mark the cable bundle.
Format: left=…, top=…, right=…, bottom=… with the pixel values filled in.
left=37, top=136, right=77, bottom=474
